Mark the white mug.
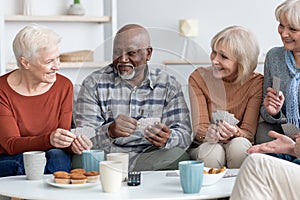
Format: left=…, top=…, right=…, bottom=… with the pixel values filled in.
left=23, top=151, right=46, bottom=180
left=106, top=153, right=129, bottom=181
left=100, top=161, right=123, bottom=193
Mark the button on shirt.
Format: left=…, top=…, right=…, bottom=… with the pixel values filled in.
left=75, top=64, right=192, bottom=167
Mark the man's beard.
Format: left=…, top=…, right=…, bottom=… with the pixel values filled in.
left=117, top=63, right=136, bottom=80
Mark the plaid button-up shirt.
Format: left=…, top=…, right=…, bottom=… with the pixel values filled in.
left=75, top=64, right=192, bottom=168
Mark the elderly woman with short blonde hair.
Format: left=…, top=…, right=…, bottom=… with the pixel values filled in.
left=188, top=25, right=263, bottom=168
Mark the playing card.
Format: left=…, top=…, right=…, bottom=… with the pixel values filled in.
left=71, top=127, right=96, bottom=139
left=273, top=76, right=281, bottom=97
left=136, top=117, right=160, bottom=133
left=218, top=110, right=227, bottom=121
left=212, top=110, right=239, bottom=126
left=212, top=111, right=218, bottom=123
left=281, top=123, right=300, bottom=137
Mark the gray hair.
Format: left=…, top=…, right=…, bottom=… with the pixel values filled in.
left=275, top=0, right=300, bottom=30
left=210, top=25, right=259, bottom=84
left=13, top=24, right=61, bottom=67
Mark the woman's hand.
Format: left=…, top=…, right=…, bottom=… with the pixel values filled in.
left=247, top=131, right=295, bottom=155
left=50, top=128, right=76, bottom=148
left=263, top=87, right=285, bottom=116
left=71, top=135, right=93, bottom=154
left=294, top=137, right=300, bottom=159
left=206, top=124, right=220, bottom=144
left=217, top=120, right=238, bottom=142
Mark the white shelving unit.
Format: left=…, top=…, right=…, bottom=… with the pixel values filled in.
left=4, top=15, right=111, bottom=23
left=0, top=0, right=117, bottom=79
left=6, top=61, right=111, bottom=70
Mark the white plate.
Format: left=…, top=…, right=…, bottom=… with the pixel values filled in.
left=45, top=178, right=99, bottom=189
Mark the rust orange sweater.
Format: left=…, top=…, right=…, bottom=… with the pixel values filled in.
left=0, top=72, right=73, bottom=155
left=189, top=67, right=263, bottom=143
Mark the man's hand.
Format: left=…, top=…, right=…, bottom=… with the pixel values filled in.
left=144, top=122, right=171, bottom=147
left=50, top=128, right=76, bottom=148
left=247, top=131, right=295, bottom=155
left=263, top=87, right=285, bottom=116
left=108, top=114, right=138, bottom=138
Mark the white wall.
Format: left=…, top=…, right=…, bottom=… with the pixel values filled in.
left=2, top=0, right=284, bottom=83
left=115, top=0, right=282, bottom=107
left=116, top=0, right=283, bottom=64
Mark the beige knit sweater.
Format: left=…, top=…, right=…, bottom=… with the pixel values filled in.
left=189, top=66, right=263, bottom=143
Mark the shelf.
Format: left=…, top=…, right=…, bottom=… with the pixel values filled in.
left=4, top=15, right=111, bottom=23
left=163, top=59, right=265, bottom=65
left=6, top=61, right=110, bottom=70
left=163, top=60, right=211, bottom=65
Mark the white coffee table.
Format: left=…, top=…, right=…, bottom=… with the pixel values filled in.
left=0, top=170, right=238, bottom=200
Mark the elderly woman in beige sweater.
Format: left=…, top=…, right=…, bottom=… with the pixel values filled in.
left=188, top=25, right=263, bottom=168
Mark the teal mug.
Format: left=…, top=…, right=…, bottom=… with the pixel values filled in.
left=82, top=150, right=105, bottom=172
left=179, top=160, right=204, bottom=194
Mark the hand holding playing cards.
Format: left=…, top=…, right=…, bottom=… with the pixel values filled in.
left=263, top=87, right=285, bottom=116
left=50, top=128, right=76, bottom=148
left=206, top=124, right=220, bottom=144
left=108, top=114, right=138, bottom=138
left=144, top=122, right=171, bottom=147
left=217, top=120, right=238, bottom=142
left=71, top=135, right=93, bottom=154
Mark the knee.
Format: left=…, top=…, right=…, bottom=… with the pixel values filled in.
left=226, top=138, right=251, bottom=168
left=45, top=149, right=71, bottom=173
left=241, top=153, right=262, bottom=170
left=194, top=143, right=225, bottom=168
left=46, top=149, right=70, bottom=159
left=0, top=160, right=24, bottom=177
left=228, top=137, right=251, bottom=152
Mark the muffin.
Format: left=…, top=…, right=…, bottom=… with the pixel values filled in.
left=84, top=171, right=100, bottom=183
left=70, top=168, right=86, bottom=175
left=53, top=171, right=71, bottom=184
left=70, top=173, right=87, bottom=184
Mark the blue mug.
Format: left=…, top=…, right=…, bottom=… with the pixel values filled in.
left=82, top=150, right=105, bottom=172
left=179, top=160, right=204, bottom=194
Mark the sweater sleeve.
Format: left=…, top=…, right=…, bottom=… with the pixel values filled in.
left=58, top=78, right=73, bottom=130
left=260, top=47, right=285, bottom=123
left=237, top=74, right=264, bottom=143
left=188, top=69, right=210, bottom=143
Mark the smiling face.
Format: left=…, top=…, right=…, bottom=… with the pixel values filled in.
left=21, top=47, right=60, bottom=84
left=112, top=25, right=152, bottom=81
left=210, top=44, right=238, bottom=82
left=278, top=14, right=300, bottom=53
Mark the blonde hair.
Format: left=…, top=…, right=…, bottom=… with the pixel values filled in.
left=13, top=24, right=61, bottom=67
left=210, top=26, right=259, bottom=84
left=275, top=0, right=300, bottom=30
